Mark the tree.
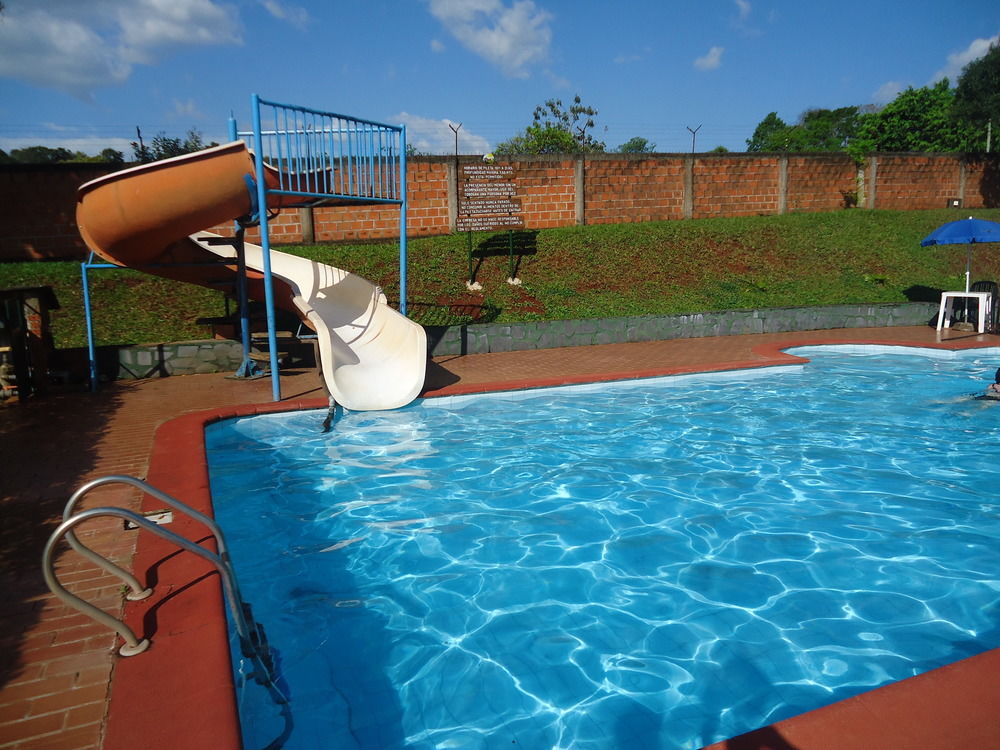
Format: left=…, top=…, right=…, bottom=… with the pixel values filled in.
left=132, top=127, right=210, bottom=162
left=7, top=146, right=75, bottom=163
left=952, top=42, right=1000, bottom=147
left=0, top=144, right=125, bottom=164
left=495, top=124, right=578, bottom=155
left=746, top=108, right=861, bottom=152
left=149, top=133, right=184, bottom=159
left=495, top=95, right=606, bottom=155
left=851, top=79, right=978, bottom=156
left=795, top=107, right=862, bottom=150
left=10, top=146, right=76, bottom=164
left=99, top=148, right=125, bottom=164
left=131, top=129, right=152, bottom=163
left=63, top=149, right=126, bottom=164
left=746, top=112, right=790, bottom=151
left=616, top=137, right=656, bottom=153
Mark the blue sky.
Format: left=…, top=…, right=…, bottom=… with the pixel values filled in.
left=0, top=0, right=997, bottom=157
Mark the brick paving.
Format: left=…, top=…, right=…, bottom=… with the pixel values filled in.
left=0, top=367, right=323, bottom=750
left=1, top=326, right=998, bottom=749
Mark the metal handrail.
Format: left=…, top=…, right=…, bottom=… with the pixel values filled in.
left=61, top=475, right=233, bottom=593
left=43, top=507, right=157, bottom=656
left=43, top=476, right=267, bottom=672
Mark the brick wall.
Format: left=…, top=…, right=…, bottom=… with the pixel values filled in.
left=515, top=159, right=576, bottom=228
left=585, top=156, right=686, bottom=224
left=0, top=163, right=118, bottom=261
left=786, top=154, right=858, bottom=212
left=692, top=155, right=782, bottom=219
left=403, top=161, right=451, bottom=237
left=956, top=156, right=1000, bottom=209
left=4, top=153, right=999, bottom=261
left=307, top=160, right=451, bottom=242
left=207, top=160, right=451, bottom=244
left=871, top=154, right=962, bottom=210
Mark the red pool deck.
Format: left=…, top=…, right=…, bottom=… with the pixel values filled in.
left=2, top=326, right=999, bottom=750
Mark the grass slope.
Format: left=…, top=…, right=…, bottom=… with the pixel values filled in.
left=3, top=208, right=999, bottom=350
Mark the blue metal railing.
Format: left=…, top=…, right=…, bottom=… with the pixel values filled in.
left=248, top=106, right=402, bottom=203
left=233, top=94, right=409, bottom=401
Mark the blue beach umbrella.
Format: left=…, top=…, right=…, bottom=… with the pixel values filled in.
left=921, top=217, right=1000, bottom=292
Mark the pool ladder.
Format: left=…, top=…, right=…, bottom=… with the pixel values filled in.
left=42, top=475, right=280, bottom=691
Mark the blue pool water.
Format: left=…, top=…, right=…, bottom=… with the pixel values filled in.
left=206, top=346, right=1000, bottom=750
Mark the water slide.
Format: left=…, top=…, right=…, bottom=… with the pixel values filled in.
left=75, top=141, right=426, bottom=411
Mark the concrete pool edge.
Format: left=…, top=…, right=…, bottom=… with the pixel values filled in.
left=700, top=647, right=1000, bottom=750
left=104, top=336, right=1000, bottom=750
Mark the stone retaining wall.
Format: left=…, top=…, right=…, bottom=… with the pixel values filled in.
left=114, top=339, right=245, bottom=379
left=424, top=302, right=938, bottom=356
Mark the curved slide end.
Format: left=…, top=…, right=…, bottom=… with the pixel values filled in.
left=313, top=301, right=428, bottom=411
left=191, top=233, right=426, bottom=411
left=76, top=143, right=426, bottom=411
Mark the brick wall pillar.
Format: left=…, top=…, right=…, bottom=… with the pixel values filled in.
left=866, top=156, right=878, bottom=209
left=574, top=157, right=585, bottom=225
left=683, top=156, right=694, bottom=219
left=958, top=159, right=968, bottom=206
left=777, top=156, right=788, bottom=214
left=299, top=207, right=314, bottom=244
left=447, top=160, right=458, bottom=233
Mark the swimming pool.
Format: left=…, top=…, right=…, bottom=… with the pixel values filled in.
left=207, top=346, right=1000, bottom=750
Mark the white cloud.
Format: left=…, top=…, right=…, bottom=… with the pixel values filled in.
left=613, top=45, right=651, bottom=66
left=694, top=46, right=724, bottom=71
left=431, top=38, right=446, bottom=52
left=259, top=0, right=310, bottom=31
left=929, top=34, right=999, bottom=85
left=734, top=0, right=751, bottom=21
left=0, top=0, right=242, bottom=97
left=0, top=7, right=130, bottom=95
left=872, top=80, right=906, bottom=105
left=543, top=69, right=570, bottom=89
left=393, top=112, right=491, bottom=154
left=427, top=0, right=553, bottom=78
left=116, top=0, right=241, bottom=64
left=172, top=98, right=204, bottom=118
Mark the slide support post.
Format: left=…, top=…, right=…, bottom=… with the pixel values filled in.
left=399, top=124, right=408, bottom=317
left=81, top=259, right=98, bottom=393
left=251, top=94, right=282, bottom=402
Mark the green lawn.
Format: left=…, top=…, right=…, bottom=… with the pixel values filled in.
left=3, top=208, right=999, bottom=350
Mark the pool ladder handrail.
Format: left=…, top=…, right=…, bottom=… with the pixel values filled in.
left=42, top=475, right=276, bottom=684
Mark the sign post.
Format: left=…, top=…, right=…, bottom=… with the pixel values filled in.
left=458, top=162, right=524, bottom=287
